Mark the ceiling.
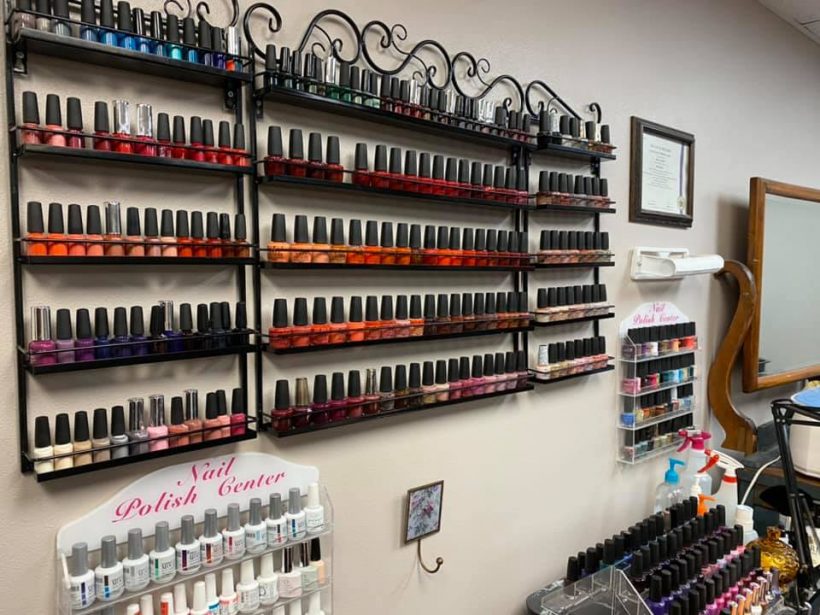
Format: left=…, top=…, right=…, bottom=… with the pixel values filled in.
left=759, top=0, right=820, bottom=44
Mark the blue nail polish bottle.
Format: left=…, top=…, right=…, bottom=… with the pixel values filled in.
left=212, top=26, right=226, bottom=70
left=112, top=307, right=132, bottom=358
left=99, top=0, right=117, bottom=45
left=116, top=0, right=135, bottom=50
left=94, top=307, right=112, bottom=359
left=149, top=10, right=165, bottom=57
left=132, top=7, right=151, bottom=54
left=197, top=19, right=212, bottom=66
left=129, top=306, right=148, bottom=356
left=182, top=17, right=198, bottom=63
left=165, top=14, right=182, bottom=60
left=209, top=301, right=227, bottom=349
left=79, top=0, right=99, bottom=42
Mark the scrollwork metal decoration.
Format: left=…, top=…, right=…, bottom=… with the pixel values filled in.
left=525, top=79, right=604, bottom=123
left=451, top=51, right=524, bottom=111
left=295, top=9, right=363, bottom=65
left=242, top=1, right=283, bottom=59
left=163, top=0, right=191, bottom=19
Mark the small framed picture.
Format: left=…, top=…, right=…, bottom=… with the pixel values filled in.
left=629, top=117, right=695, bottom=228
left=403, top=480, right=444, bottom=544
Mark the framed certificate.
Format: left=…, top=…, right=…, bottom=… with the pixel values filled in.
left=629, top=117, right=695, bottom=228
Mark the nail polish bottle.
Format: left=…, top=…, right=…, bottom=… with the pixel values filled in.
left=32, top=416, right=54, bottom=474
left=457, top=356, right=473, bottom=397
left=363, top=367, right=379, bottom=415
left=311, top=216, right=330, bottom=263
left=347, top=219, right=364, bottom=264
left=306, top=132, right=325, bottom=179
left=444, top=157, right=460, bottom=197
left=197, top=19, right=213, bottom=66
left=169, top=396, right=189, bottom=447
left=265, top=493, right=287, bottom=548
left=393, top=295, right=411, bottom=338
left=266, top=212, right=289, bottom=262
left=285, top=486, right=307, bottom=539
left=101, top=201, right=124, bottom=256
left=376, top=366, right=394, bottom=412
left=44, top=94, right=66, bottom=147
left=309, top=297, right=331, bottom=346
left=126, top=397, right=148, bottom=455
left=304, top=375, right=326, bottom=427
left=408, top=362, right=423, bottom=407
left=133, top=103, right=156, bottom=157
left=434, top=359, right=450, bottom=401
left=264, top=125, right=285, bottom=176
left=449, top=293, right=464, bottom=334
left=147, top=10, right=164, bottom=56
left=371, top=145, right=390, bottom=189
left=404, top=296, right=421, bottom=338
left=271, top=379, right=292, bottom=433
left=110, top=405, right=128, bottom=459
left=202, top=119, right=218, bottom=163
left=386, top=146, right=404, bottom=191
left=20, top=91, right=42, bottom=146
left=484, top=353, right=499, bottom=392
left=124, top=305, right=147, bottom=356
left=230, top=387, right=246, bottom=436
left=181, top=16, right=198, bottom=63
left=353, top=142, right=370, bottom=187
left=447, top=358, right=463, bottom=400
left=63, top=98, right=85, bottom=149
left=187, top=116, right=205, bottom=161
left=258, top=552, right=279, bottom=606
left=291, top=215, right=311, bottom=263
left=214, top=121, right=234, bottom=166
left=92, top=101, right=111, bottom=153
left=328, top=296, right=347, bottom=344
left=380, top=221, right=396, bottom=265
left=120, top=207, right=142, bottom=256
left=420, top=361, right=437, bottom=404
left=205, top=211, right=222, bottom=257
left=469, top=354, right=485, bottom=395
left=147, top=394, right=168, bottom=451
left=183, top=388, right=203, bottom=444
left=212, top=27, right=228, bottom=71
left=279, top=548, right=302, bottom=599
left=447, top=225, right=462, bottom=267
left=286, top=128, right=307, bottom=176
left=72, top=410, right=92, bottom=466
left=95, top=535, right=125, bottom=601
left=345, top=369, right=364, bottom=418
left=215, top=388, right=231, bottom=436
left=380, top=295, right=397, bottom=339
left=414, top=151, right=431, bottom=194
left=48, top=307, right=75, bottom=364
left=45, top=202, right=67, bottom=255
left=117, top=528, right=150, bottom=594
left=160, top=299, right=184, bottom=352
left=90, top=306, right=111, bottom=359
left=268, top=298, right=291, bottom=350
left=290, top=297, right=310, bottom=347
left=461, top=293, right=477, bottom=332
left=232, top=213, right=250, bottom=259
left=435, top=226, right=451, bottom=266
left=112, top=100, right=132, bottom=153
left=150, top=521, right=176, bottom=583
left=220, top=502, right=247, bottom=560
left=364, top=220, right=382, bottom=264
left=239, top=498, right=267, bottom=555
left=436, top=293, right=451, bottom=334
left=364, top=296, right=381, bottom=340
left=474, top=228, right=488, bottom=266
left=53, top=412, right=74, bottom=470
left=24, top=201, right=47, bottom=257
left=110, top=306, right=130, bottom=358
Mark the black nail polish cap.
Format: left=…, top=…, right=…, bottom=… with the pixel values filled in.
left=312, top=216, right=328, bottom=243
left=74, top=410, right=90, bottom=441
left=219, top=213, right=231, bottom=240
left=293, top=297, right=308, bottom=327
left=326, top=136, right=340, bottom=166
left=93, top=407, right=108, bottom=439
left=474, top=228, right=486, bottom=251
left=73, top=308, right=92, bottom=339
left=374, top=145, right=387, bottom=172
left=354, top=143, right=368, bottom=171
left=80, top=205, right=97, bottom=236
left=288, top=128, right=303, bottom=159
left=409, top=363, right=421, bottom=388
left=47, top=202, right=64, bottom=233
left=35, top=415, right=52, bottom=448
left=112, top=306, right=127, bottom=337
left=193, top=303, right=207, bottom=334
left=445, top=158, right=457, bottom=182
left=312, top=297, right=327, bottom=325
left=266, top=125, right=284, bottom=158
left=55, top=413, right=71, bottom=445
left=232, top=213, right=246, bottom=242
left=379, top=366, right=393, bottom=393
left=99, top=0, right=114, bottom=27
left=182, top=16, right=196, bottom=46
left=54, top=307, right=71, bottom=341
left=26, top=201, right=44, bottom=235
left=380, top=295, right=393, bottom=320
left=365, top=295, right=379, bottom=322
left=349, top=296, right=362, bottom=323
left=408, top=224, right=421, bottom=249
left=204, top=212, right=217, bottom=240
left=294, top=215, right=309, bottom=244
left=448, top=226, right=460, bottom=251
left=164, top=12, right=179, bottom=43
left=202, top=120, right=214, bottom=147
left=217, top=120, right=231, bottom=148
left=131, top=7, right=145, bottom=36
left=197, top=18, right=211, bottom=50
left=204, top=391, right=218, bottom=419
left=269, top=213, right=286, bottom=243
left=149, top=305, right=162, bottom=336
left=65, top=203, right=83, bottom=235
left=170, top=209, right=188, bottom=238
left=159, top=209, right=174, bottom=238
left=171, top=115, right=185, bottom=144
left=169, top=396, right=184, bottom=426
left=436, top=226, right=448, bottom=250
left=409, top=295, right=421, bottom=319
left=272, top=298, right=288, bottom=328
left=422, top=361, right=434, bottom=386
left=393, top=295, right=408, bottom=321
left=308, top=132, right=322, bottom=163
left=389, top=147, right=402, bottom=174
left=482, top=163, right=493, bottom=187
left=486, top=229, right=498, bottom=252
left=116, top=1, right=132, bottom=32
left=432, top=155, right=444, bottom=180
left=150, top=112, right=169, bottom=143
left=328, top=296, right=345, bottom=324
left=380, top=222, right=393, bottom=248
left=179, top=303, right=192, bottom=332
left=22, top=91, right=40, bottom=126
left=365, top=220, right=378, bottom=247
left=65, top=97, right=83, bottom=131
left=328, top=218, right=345, bottom=246
left=470, top=354, right=483, bottom=378
left=419, top=152, right=431, bottom=178
left=220, top=302, right=232, bottom=330
left=348, top=219, right=362, bottom=246
left=404, top=150, right=417, bottom=176
left=189, top=116, right=203, bottom=144
left=395, top=222, right=409, bottom=249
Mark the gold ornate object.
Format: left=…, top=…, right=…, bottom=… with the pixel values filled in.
left=748, top=527, right=799, bottom=586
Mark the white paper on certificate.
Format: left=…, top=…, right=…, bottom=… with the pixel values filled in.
left=641, top=133, right=689, bottom=215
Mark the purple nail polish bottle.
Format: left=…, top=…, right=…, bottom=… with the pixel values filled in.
left=149, top=305, right=166, bottom=354
left=29, top=306, right=57, bottom=366
left=74, top=308, right=95, bottom=362
left=54, top=308, right=75, bottom=363
left=112, top=306, right=131, bottom=358
left=179, top=303, right=197, bottom=351
left=93, top=306, right=111, bottom=359
left=129, top=306, right=148, bottom=356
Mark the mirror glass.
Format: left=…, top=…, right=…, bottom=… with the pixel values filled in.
left=758, top=193, right=820, bottom=376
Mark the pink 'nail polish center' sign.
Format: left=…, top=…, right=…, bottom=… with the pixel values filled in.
left=56, top=452, right=319, bottom=553
left=619, top=301, right=690, bottom=336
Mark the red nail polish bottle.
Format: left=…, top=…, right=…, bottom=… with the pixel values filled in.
left=20, top=91, right=42, bottom=145
left=290, top=377, right=311, bottom=429
left=436, top=294, right=452, bottom=334
left=422, top=295, right=437, bottom=335
left=418, top=152, right=433, bottom=194
left=268, top=299, right=292, bottom=350
left=379, top=75, right=393, bottom=113
left=206, top=212, right=222, bottom=257
left=379, top=295, right=397, bottom=339
left=309, top=376, right=330, bottom=427
left=230, top=388, right=246, bottom=437
left=422, top=225, right=438, bottom=265
left=380, top=222, right=396, bottom=265
left=24, top=201, right=48, bottom=256
left=328, top=297, right=347, bottom=344
left=371, top=145, right=389, bottom=189
left=409, top=295, right=424, bottom=336
left=187, top=116, right=205, bottom=162
left=449, top=226, right=463, bottom=267
left=190, top=211, right=208, bottom=257
left=171, top=115, right=187, bottom=159
left=328, top=373, right=348, bottom=423
left=216, top=121, right=234, bottom=166
left=219, top=213, right=234, bottom=257
left=409, top=224, right=423, bottom=264
left=264, top=126, right=286, bottom=176
left=492, top=166, right=505, bottom=202
left=112, top=100, right=132, bottom=154
left=363, top=220, right=382, bottom=264
left=202, top=119, right=218, bottom=164
left=134, top=104, right=156, bottom=157
left=462, top=228, right=476, bottom=267
left=65, top=97, right=85, bottom=149
left=436, top=226, right=452, bottom=266
left=474, top=229, right=489, bottom=266
left=352, top=143, right=370, bottom=187
left=496, top=230, right=510, bottom=267
left=346, top=219, right=365, bottom=264
left=347, top=297, right=365, bottom=342
left=46, top=202, right=68, bottom=255
left=232, top=123, right=249, bottom=167
left=286, top=128, right=307, bottom=176
left=345, top=370, right=364, bottom=418
left=176, top=210, right=192, bottom=257
left=505, top=168, right=518, bottom=204
left=403, top=150, right=418, bottom=192
left=44, top=94, right=66, bottom=147
left=486, top=230, right=499, bottom=267
left=92, top=101, right=112, bottom=152
left=363, top=296, right=381, bottom=340
left=310, top=297, right=331, bottom=346
left=271, top=380, right=293, bottom=433
left=516, top=167, right=529, bottom=206
left=85, top=205, right=104, bottom=256
left=431, top=155, right=446, bottom=196
left=291, top=298, right=310, bottom=347
left=155, top=113, right=172, bottom=157
left=457, top=159, right=471, bottom=198
left=306, top=132, right=325, bottom=180
left=395, top=223, right=411, bottom=265
left=394, top=295, right=411, bottom=337
left=66, top=203, right=86, bottom=256
left=388, top=147, right=404, bottom=191
left=325, top=136, right=343, bottom=182
left=444, top=158, right=458, bottom=197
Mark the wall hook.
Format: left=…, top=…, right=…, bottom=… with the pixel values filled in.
left=417, top=539, right=444, bottom=574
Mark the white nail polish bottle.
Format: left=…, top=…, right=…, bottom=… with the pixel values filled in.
left=149, top=521, right=176, bottom=583
left=199, top=509, right=224, bottom=567
left=304, top=483, right=324, bottom=534
left=176, top=515, right=202, bottom=575
left=126, top=604, right=141, bottom=615
left=173, top=582, right=189, bottom=614
left=245, top=498, right=267, bottom=553
left=33, top=416, right=54, bottom=474
left=307, top=592, right=325, bottom=615
left=160, top=592, right=175, bottom=614
left=285, top=487, right=306, bottom=540
left=95, top=535, right=125, bottom=601
left=68, top=542, right=96, bottom=609
left=272, top=607, right=286, bottom=615
left=257, top=552, right=279, bottom=606
left=266, top=493, right=287, bottom=547
left=289, top=598, right=303, bottom=615
left=236, top=559, right=260, bottom=613
left=53, top=412, right=74, bottom=470
left=222, top=503, right=246, bottom=560
left=278, top=547, right=302, bottom=599
left=298, top=542, right=318, bottom=590
left=190, top=581, right=209, bottom=615
left=140, top=594, right=155, bottom=615
left=123, top=528, right=150, bottom=591
left=205, top=573, right=219, bottom=614
left=219, top=568, right=238, bottom=615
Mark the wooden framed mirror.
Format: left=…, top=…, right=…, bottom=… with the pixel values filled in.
left=745, top=178, right=820, bottom=391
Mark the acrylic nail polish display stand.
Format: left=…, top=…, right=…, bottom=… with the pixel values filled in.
left=5, top=2, right=260, bottom=480
left=616, top=303, right=699, bottom=465
left=538, top=566, right=651, bottom=615
left=55, top=453, right=333, bottom=614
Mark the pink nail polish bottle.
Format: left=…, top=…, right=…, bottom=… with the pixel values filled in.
left=54, top=308, right=75, bottom=363
left=65, top=97, right=85, bottom=149
left=469, top=355, right=485, bottom=396
left=216, top=389, right=231, bottom=437
left=230, top=387, right=246, bottom=436
left=29, top=305, right=57, bottom=366
left=20, top=91, right=42, bottom=145
left=147, top=394, right=168, bottom=451
left=45, top=94, right=67, bottom=147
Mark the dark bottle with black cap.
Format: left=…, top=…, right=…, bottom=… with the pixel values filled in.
left=148, top=305, right=166, bottom=354
left=91, top=408, right=111, bottom=463
left=178, top=303, right=197, bottom=351
left=109, top=306, right=130, bottom=359
left=126, top=305, right=147, bottom=357
left=286, top=128, right=306, bottom=176
left=181, top=16, right=198, bottom=63
left=230, top=387, right=246, bottom=435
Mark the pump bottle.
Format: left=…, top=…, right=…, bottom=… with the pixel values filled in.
left=654, top=458, right=685, bottom=513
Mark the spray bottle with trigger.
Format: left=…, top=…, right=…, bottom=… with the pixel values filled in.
left=689, top=478, right=716, bottom=516
left=699, top=449, right=744, bottom=527
left=677, top=429, right=712, bottom=495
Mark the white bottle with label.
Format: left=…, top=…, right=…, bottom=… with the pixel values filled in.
left=149, top=521, right=177, bottom=583
left=205, top=573, right=219, bottom=614
left=95, top=535, right=125, bottom=601
left=266, top=493, right=287, bottom=547
left=68, top=542, right=96, bottom=609
left=236, top=559, right=260, bottom=613
left=219, top=568, right=239, bottom=615
left=176, top=515, right=202, bottom=575
left=278, top=546, right=303, bottom=599
left=190, top=581, right=209, bottom=615
left=285, top=487, right=306, bottom=540
left=223, top=503, right=246, bottom=560
left=122, top=528, right=150, bottom=591
left=298, top=542, right=318, bottom=590
left=257, top=552, right=279, bottom=606
left=174, top=582, right=190, bottom=614
left=33, top=415, right=54, bottom=474
left=307, top=592, right=325, bottom=615
left=200, top=509, right=224, bottom=567
left=140, top=594, right=155, bottom=615
left=245, top=498, right=267, bottom=553
left=304, top=483, right=325, bottom=534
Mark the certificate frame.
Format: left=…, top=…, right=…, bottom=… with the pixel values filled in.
left=629, top=117, right=695, bottom=228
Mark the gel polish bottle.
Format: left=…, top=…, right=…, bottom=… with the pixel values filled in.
left=176, top=514, right=202, bottom=575
left=258, top=552, right=279, bottom=606
left=223, top=503, right=246, bottom=560
left=95, top=535, right=125, bottom=601
left=286, top=486, right=306, bottom=540
left=123, top=528, right=150, bottom=592
left=305, top=482, right=325, bottom=534
left=191, top=581, right=208, bottom=615
left=69, top=542, right=96, bottom=609
left=149, top=521, right=176, bottom=583
left=237, top=559, right=260, bottom=613
left=110, top=405, right=129, bottom=459
left=267, top=493, right=287, bottom=546
left=53, top=412, right=74, bottom=470
left=127, top=397, right=148, bottom=455
left=199, top=508, right=224, bottom=567
left=219, top=569, right=238, bottom=615
left=278, top=547, right=302, bottom=599
left=245, top=497, right=267, bottom=553
left=205, top=573, right=219, bottom=613
left=33, top=415, right=53, bottom=474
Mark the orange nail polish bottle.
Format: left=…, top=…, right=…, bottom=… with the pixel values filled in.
left=24, top=201, right=48, bottom=256
left=329, top=218, right=347, bottom=264
left=394, top=223, right=411, bottom=265
left=363, top=221, right=382, bottom=265
left=190, top=211, right=208, bottom=258
left=364, top=296, right=382, bottom=340
left=346, top=219, right=365, bottom=264
left=291, top=298, right=311, bottom=347
left=267, top=213, right=290, bottom=263
left=311, top=216, right=330, bottom=263
left=125, top=207, right=145, bottom=256
left=46, top=202, right=68, bottom=256
left=144, top=208, right=162, bottom=257
left=310, top=297, right=331, bottom=346
left=347, top=297, right=365, bottom=342
left=380, top=222, right=396, bottom=265
left=66, top=203, right=86, bottom=256
left=291, top=215, right=312, bottom=264
left=176, top=210, right=193, bottom=257
left=328, top=297, right=348, bottom=344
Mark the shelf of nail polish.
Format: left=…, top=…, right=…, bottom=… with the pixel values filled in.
left=9, top=10, right=251, bottom=87
left=267, top=352, right=531, bottom=436
left=533, top=111, right=617, bottom=158
left=533, top=171, right=616, bottom=213
left=620, top=355, right=697, bottom=395
left=532, top=284, right=611, bottom=324
left=529, top=362, right=615, bottom=386
left=618, top=374, right=697, bottom=397
left=621, top=323, right=699, bottom=361
left=618, top=432, right=687, bottom=465
left=534, top=230, right=613, bottom=265
left=619, top=404, right=695, bottom=431
left=532, top=312, right=615, bottom=329
left=619, top=383, right=695, bottom=427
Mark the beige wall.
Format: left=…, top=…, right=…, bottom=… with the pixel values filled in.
left=2, top=0, right=818, bottom=613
